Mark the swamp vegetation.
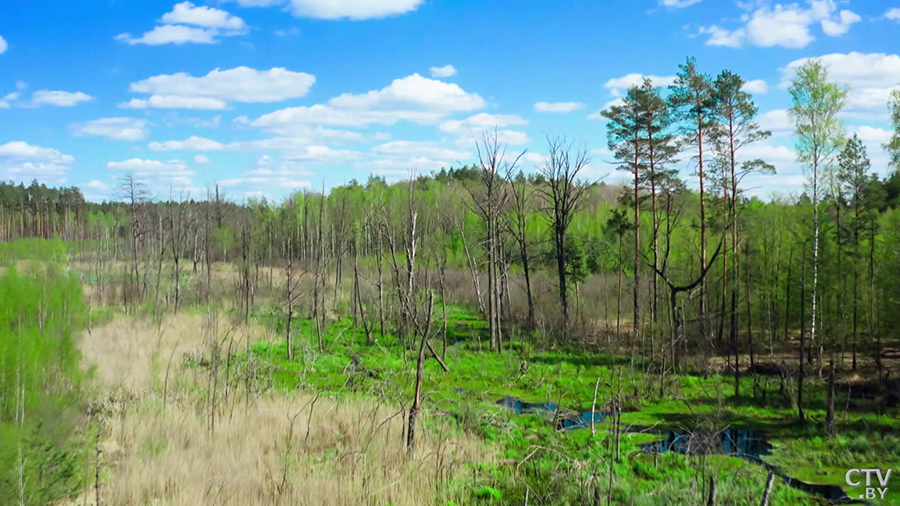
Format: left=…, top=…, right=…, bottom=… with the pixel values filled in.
left=1, top=57, right=900, bottom=505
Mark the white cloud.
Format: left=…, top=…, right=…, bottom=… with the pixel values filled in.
left=149, top=136, right=226, bottom=152
left=248, top=104, right=442, bottom=130
left=224, top=0, right=285, bottom=6
left=354, top=157, right=453, bottom=173
left=821, top=10, right=861, bottom=36
left=781, top=52, right=900, bottom=113
left=372, top=141, right=469, bottom=160
left=700, top=1, right=861, bottom=49
left=274, top=27, right=301, bottom=37
left=660, top=0, right=703, bottom=8
left=128, top=67, right=315, bottom=105
left=454, top=130, right=529, bottom=146
left=246, top=74, right=486, bottom=136
left=194, top=154, right=210, bottom=164
left=329, top=73, right=484, bottom=112
left=782, top=52, right=900, bottom=89
left=533, top=101, right=584, bottom=113
left=194, top=115, right=222, bottom=128
left=161, top=2, right=246, bottom=30
left=116, top=25, right=220, bottom=46
left=430, top=65, right=457, bottom=78
left=0, top=140, right=74, bottom=185
left=522, top=152, right=548, bottom=164
left=289, top=0, right=423, bottom=19
left=0, top=141, right=74, bottom=163
left=439, top=113, right=528, bottom=133
left=147, top=135, right=365, bottom=162
left=699, top=25, right=746, bottom=48
left=0, top=35, right=7, bottom=55
left=739, top=143, right=796, bottom=165
left=281, top=145, right=361, bottom=162
left=108, top=158, right=191, bottom=176
left=72, top=118, right=150, bottom=141
left=80, top=180, right=111, bottom=194
left=758, top=109, right=792, bottom=134
left=604, top=74, right=676, bottom=96
left=32, top=90, right=94, bottom=107
left=116, top=2, right=247, bottom=46
left=887, top=8, right=900, bottom=20
left=119, top=95, right=228, bottom=110
left=742, top=80, right=768, bottom=94
left=587, top=99, right=625, bottom=120
left=0, top=162, right=71, bottom=184
left=854, top=125, right=892, bottom=144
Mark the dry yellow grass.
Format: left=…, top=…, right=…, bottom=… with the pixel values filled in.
left=98, top=391, right=488, bottom=506
left=77, top=312, right=494, bottom=506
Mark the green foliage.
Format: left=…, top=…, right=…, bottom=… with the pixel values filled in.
left=0, top=238, right=69, bottom=264
left=0, top=263, right=87, bottom=503
left=475, top=486, right=502, bottom=500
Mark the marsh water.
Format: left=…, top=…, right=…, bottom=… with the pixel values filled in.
left=495, top=396, right=863, bottom=504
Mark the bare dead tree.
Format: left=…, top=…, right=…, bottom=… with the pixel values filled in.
left=464, top=130, right=522, bottom=352
left=118, top=174, right=149, bottom=313
left=407, top=292, right=435, bottom=453
left=504, top=166, right=537, bottom=331
left=536, top=136, right=592, bottom=337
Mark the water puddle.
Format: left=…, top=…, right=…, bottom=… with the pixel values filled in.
left=495, top=396, right=866, bottom=504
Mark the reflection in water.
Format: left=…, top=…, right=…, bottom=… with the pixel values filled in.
left=640, top=429, right=859, bottom=504
left=495, top=396, right=864, bottom=504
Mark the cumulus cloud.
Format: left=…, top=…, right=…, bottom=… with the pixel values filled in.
left=0, top=141, right=75, bottom=185
left=72, top=118, right=150, bottom=141
left=372, top=141, right=469, bottom=160
left=698, top=25, right=746, bottom=48
left=194, top=154, right=210, bottom=164
left=119, top=96, right=228, bottom=110
left=161, top=2, right=246, bottom=29
left=116, top=2, right=247, bottom=46
left=533, top=102, right=584, bottom=113
left=758, top=109, right=792, bottom=135
left=438, top=113, right=528, bottom=133
left=0, top=141, right=74, bottom=163
left=149, top=136, right=226, bottom=152
left=742, top=80, right=768, bottom=94
left=454, top=130, right=529, bottom=147
left=329, top=73, right=484, bottom=112
left=147, top=135, right=365, bottom=163
left=0, top=35, right=7, bottom=55
left=660, top=0, right=703, bottom=8
left=125, top=67, right=315, bottom=110
left=430, top=65, right=457, bottom=78
left=108, top=158, right=191, bottom=175
left=853, top=125, right=892, bottom=145
left=288, top=0, right=423, bottom=19
left=31, top=90, right=94, bottom=107
left=247, top=105, right=441, bottom=130
left=244, top=73, right=487, bottom=138
left=699, top=0, right=861, bottom=49
left=604, top=74, right=676, bottom=96
left=781, top=52, right=900, bottom=114
left=116, top=24, right=220, bottom=46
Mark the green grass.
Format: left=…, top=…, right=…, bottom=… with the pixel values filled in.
left=226, top=301, right=900, bottom=505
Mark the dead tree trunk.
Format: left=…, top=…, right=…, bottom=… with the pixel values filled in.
left=407, top=293, right=435, bottom=453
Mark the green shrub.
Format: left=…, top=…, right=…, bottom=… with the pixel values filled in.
left=0, top=263, right=87, bottom=503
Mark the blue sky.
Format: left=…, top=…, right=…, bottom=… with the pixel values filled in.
left=1, top=0, right=899, bottom=202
